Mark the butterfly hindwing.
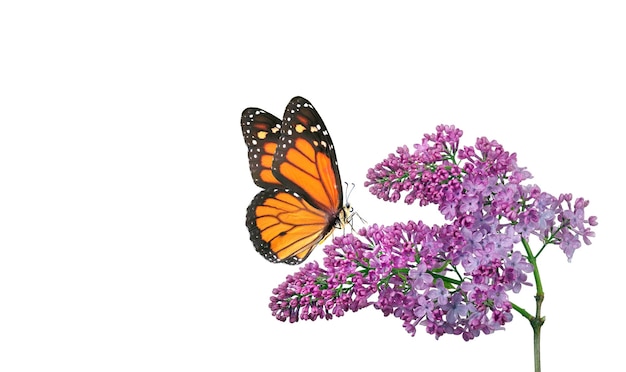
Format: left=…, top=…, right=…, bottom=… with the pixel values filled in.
left=242, top=96, right=349, bottom=265
left=246, top=187, right=336, bottom=265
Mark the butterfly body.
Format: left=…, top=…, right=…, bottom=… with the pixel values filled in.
left=241, top=97, right=349, bottom=264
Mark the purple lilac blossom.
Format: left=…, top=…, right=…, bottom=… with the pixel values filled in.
left=269, top=125, right=597, bottom=339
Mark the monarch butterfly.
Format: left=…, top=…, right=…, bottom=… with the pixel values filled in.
left=241, top=96, right=351, bottom=264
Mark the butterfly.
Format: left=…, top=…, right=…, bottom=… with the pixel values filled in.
left=241, top=96, right=351, bottom=264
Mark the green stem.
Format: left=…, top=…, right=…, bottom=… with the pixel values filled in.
left=430, top=272, right=462, bottom=286
left=532, top=311, right=543, bottom=372
left=510, top=301, right=532, bottom=321
left=521, top=237, right=545, bottom=372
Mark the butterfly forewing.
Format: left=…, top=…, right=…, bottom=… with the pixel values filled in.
left=273, top=97, right=343, bottom=214
left=240, top=108, right=282, bottom=188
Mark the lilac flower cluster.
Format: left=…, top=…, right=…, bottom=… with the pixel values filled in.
left=269, top=125, right=597, bottom=339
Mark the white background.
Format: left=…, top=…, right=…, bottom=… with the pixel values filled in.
left=1, top=2, right=623, bottom=371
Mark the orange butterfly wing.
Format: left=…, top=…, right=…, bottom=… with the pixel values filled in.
left=240, top=107, right=282, bottom=188
left=241, top=97, right=349, bottom=264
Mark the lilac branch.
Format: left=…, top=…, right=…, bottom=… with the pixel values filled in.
left=268, top=125, right=597, bottom=349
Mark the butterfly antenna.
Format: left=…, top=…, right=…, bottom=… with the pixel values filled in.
left=344, top=181, right=355, bottom=206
